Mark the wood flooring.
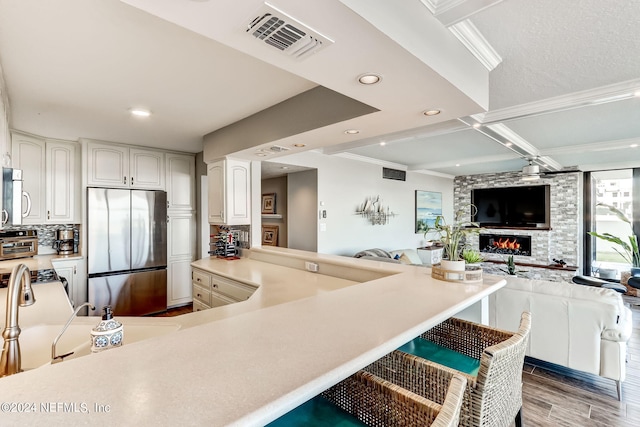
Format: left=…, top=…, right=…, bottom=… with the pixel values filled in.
left=514, top=296, right=640, bottom=426
left=152, top=300, right=640, bottom=426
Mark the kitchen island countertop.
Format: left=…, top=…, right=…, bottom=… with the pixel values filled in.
left=0, top=247, right=506, bottom=426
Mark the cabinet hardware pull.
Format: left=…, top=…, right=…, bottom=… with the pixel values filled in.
left=196, top=278, right=201, bottom=282
left=123, top=176, right=127, bottom=184
left=213, top=284, right=218, bottom=288
left=73, top=266, right=76, bottom=274
left=47, top=210, right=50, bottom=220
left=131, top=177, right=134, bottom=185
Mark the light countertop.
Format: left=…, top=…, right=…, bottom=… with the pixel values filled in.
left=0, top=247, right=506, bottom=426
left=0, top=253, right=83, bottom=275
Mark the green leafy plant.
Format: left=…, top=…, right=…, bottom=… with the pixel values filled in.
left=424, top=205, right=481, bottom=261
left=462, top=248, right=484, bottom=264
left=588, top=203, right=640, bottom=268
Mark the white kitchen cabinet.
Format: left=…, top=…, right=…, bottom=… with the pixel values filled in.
left=166, top=153, right=195, bottom=211
left=86, top=141, right=164, bottom=190
left=51, top=258, right=86, bottom=309
left=167, top=257, right=193, bottom=308
left=11, top=132, right=78, bottom=224
left=191, top=267, right=257, bottom=312
left=207, top=158, right=250, bottom=225
left=167, top=211, right=195, bottom=308
left=46, top=140, right=77, bottom=223
left=11, top=133, right=45, bottom=224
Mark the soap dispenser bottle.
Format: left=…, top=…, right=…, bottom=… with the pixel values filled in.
left=91, top=306, right=124, bottom=353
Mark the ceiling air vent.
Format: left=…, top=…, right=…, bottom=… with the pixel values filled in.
left=246, top=3, right=333, bottom=59
left=383, top=167, right=406, bottom=181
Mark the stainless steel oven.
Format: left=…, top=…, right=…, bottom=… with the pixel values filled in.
left=0, top=230, right=38, bottom=260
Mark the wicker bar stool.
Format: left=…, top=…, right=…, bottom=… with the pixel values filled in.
left=368, top=312, right=531, bottom=427
left=268, top=370, right=467, bottom=426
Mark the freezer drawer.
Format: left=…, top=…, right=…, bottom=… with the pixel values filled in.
left=89, top=269, right=167, bottom=316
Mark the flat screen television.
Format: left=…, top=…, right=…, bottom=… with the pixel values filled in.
left=471, top=185, right=551, bottom=229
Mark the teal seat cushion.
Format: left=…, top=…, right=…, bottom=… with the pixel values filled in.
left=266, top=395, right=366, bottom=427
left=398, top=337, right=481, bottom=376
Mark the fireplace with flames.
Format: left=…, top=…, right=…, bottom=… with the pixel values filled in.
left=479, top=234, right=532, bottom=256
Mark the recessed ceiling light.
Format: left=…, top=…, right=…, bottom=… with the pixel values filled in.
left=129, top=108, right=151, bottom=117
left=281, top=166, right=289, bottom=170
left=634, top=90, right=640, bottom=98
left=631, top=144, right=638, bottom=148
left=344, top=129, right=360, bottom=135
left=293, top=143, right=306, bottom=147
left=455, top=163, right=461, bottom=167
left=255, top=152, right=268, bottom=157
left=504, top=141, right=513, bottom=147
left=472, top=123, right=481, bottom=129
left=380, top=142, right=386, bottom=146
left=357, top=73, right=382, bottom=85
left=423, top=109, right=441, bottom=116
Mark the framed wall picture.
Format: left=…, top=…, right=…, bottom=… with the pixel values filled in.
left=415, top=190, right=442, bottom=233
left=262, top=193, right=276, bottom=214
left=262, top=225, right=279, bottom=246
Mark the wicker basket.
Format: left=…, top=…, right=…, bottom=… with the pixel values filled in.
left=431, top=265, right=483, bottom=283
left=321, top=370, right=466, bottom=427
left=367, top=314, right=531, bottom=427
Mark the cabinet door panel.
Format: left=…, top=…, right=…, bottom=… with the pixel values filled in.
left=87, top=143, right=128, bottom=187
left=208, top=161, right=225, bottom=224
left=12, top=134, right=45, bottom=223
left=130, top=148, right=164, bottom=189
left=46, top=141, right=76, bottom=223
left=166, top=154, right=195, bottom=210
left=168, top=258, right=192, bottom=307
left=168, top=213, right=194, bottom=258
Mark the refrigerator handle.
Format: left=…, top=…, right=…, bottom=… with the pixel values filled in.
left=22, top=191, right=32, bottom=218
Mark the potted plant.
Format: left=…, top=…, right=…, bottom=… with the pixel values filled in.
left=462, top=248, right=484, bottom=267
left=424, top=205, right=481, bottom=271
left=500, top=255, right=526, bottom=276
left=588, top=203, right=640, bottom=277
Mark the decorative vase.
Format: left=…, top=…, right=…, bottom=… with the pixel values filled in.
left=630, top=267, right=640, bottom=278
left=441, top=259, right=466, bottom=272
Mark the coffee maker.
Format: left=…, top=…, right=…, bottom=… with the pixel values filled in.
left=53, top=229, right=75, bottom=255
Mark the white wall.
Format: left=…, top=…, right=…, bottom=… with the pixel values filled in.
left=275, top=151, right=454, bottom=256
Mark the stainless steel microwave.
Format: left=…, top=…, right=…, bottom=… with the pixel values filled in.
left=2, top=168, right=31, bottom=226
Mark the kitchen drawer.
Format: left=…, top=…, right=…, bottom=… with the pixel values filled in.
left=192, top=283, right=211, bottom=306
left=210, top=275, right=257, bottom=302
left=210, top=291, right=236, bottom=308
left=192, top=269, right=211, bottom=288
left=192, top=299, right=210, bottom=312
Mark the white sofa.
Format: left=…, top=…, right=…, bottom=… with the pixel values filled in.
left=489, top=276, right=633, bottom=400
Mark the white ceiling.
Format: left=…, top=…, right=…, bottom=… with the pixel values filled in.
left=1, top=0, right=639, bottom=177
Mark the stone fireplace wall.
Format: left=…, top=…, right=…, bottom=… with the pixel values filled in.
left=454, top=171, right=582, bottom=282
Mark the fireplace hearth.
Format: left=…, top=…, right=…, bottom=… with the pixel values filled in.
left=479, top=234, right=532, bottom=256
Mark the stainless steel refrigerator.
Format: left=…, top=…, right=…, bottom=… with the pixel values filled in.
left=87, top=188, right=167, bottom=316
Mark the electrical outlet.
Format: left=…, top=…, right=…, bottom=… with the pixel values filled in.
left=305, top=261, right=319, bottom=272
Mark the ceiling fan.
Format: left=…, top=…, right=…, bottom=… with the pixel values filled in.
left=521, top=158, right=580, bottom=181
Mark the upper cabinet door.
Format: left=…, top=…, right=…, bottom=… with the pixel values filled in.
left=87, top=142, right=129, bottom=188
left=166, top=153, right=195, bottom=210
left=11, top=133, right=46, bottom=224
left=130, top=148, right=164, bottom=190
left=87, top=142, right=165, bottom=190
left=46, top=140, right=76, bottom=223
left=207, top=158, right=250, bottom=225
left=207, top=161, right=225, bottom=224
